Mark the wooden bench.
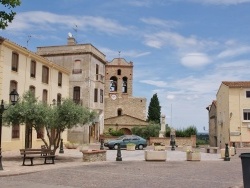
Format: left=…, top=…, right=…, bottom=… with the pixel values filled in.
left=20, top=148, right=55, bottom=166
left=205, top=147, right=219, bottom=153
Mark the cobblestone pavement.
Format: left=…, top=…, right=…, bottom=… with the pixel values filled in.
left=0, top=146, right=247, bottom=188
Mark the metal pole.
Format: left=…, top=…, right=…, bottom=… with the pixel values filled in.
left=224, top=143, right=230, bottom=161
left=116, top=143, right=122, bottom=161
left=100, top=139, right=104, bottom=150
left=0, top=100, right=4, bottom=170
left=59, top=139, right=64, bottom=154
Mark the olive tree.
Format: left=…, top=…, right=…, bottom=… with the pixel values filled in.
left=3, top=91, right=96, bottom=153
left=0, top=0, right=21, bottom=29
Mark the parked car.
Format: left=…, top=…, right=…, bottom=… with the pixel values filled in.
left=104, top=135, right=147, bottom=150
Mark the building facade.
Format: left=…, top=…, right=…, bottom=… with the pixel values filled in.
left=215, top=81, right=250, bottom=148
left=0, top=37, right=70, bottom=150
left=37, top=36, right=106, bottom=143
left=104, top=58, right=148, bottom=134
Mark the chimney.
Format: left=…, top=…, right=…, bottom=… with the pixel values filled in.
left=67, top=37, right=76, bottom=45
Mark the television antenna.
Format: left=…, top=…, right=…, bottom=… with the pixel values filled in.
left=26, top=35, right=31, bottom=48
left=73, top=24, right=78, bottom=43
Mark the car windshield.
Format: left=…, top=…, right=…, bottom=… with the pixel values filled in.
left=116, top=135, right=126, bottom=140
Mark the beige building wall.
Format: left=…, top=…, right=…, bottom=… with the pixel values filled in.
left=0, top=37, right=70, bottom=151
left=37, top=37, right=106, bottom=143
left=216, top=82, right=250, bottom=148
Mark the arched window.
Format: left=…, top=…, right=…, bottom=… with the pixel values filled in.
left=122, top=77, right=127, bottom=93
left=73, top=86, right=81, bottom=104
left=42, top=89, right=48, bottom=104
left=29, top=85, right=35, bottom=96
left=117, top=108, right=122, bottom=116
left=117, top=69, right=121, bottom=75
left=110, top=76, right=117, bottom=92
left=57, top=93, right=62, bottom=105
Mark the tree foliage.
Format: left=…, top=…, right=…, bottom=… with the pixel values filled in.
left=3, top=91, right=96, bottom=153
left=0, top=0, right=21, bottom=29
left=147, top=93, right=161, bottom=123
left=131, top=122, right=161, bottom=140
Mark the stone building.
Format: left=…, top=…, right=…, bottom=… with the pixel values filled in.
left=206, top=100, right=217, bottom=147
left=37, top=36, right=106, bottom=143
left=104, top=58, right=148, bottom=134
left=0, top=36, right=70, bottom=150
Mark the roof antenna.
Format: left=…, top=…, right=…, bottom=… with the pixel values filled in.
left=26, top=35, right=31, bottom=48
left=73, top=24, right=78, bottom=43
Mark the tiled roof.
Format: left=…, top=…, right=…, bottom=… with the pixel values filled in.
left=222, top=81, right=250, bottom=88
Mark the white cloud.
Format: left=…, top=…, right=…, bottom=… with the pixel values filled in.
left=187, top=0, right=250, bottom=5
left=140, top=80, right=168, bottom=87
left=99, top=47, right=151, bottom=61
left=180, top=53, right=211, bottom=68
left=166, top=94, right=175, bottom=100
left=217, top=46, right=250, bottom=59
left=7, top=11, right=129, bottom=35
left=140, top=17, right=180, bottom=29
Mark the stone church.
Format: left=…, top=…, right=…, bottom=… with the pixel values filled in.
left=104, top=58, right=148, bottom=134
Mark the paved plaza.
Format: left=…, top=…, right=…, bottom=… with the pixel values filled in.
left=0, top=146, right=247, bottom=188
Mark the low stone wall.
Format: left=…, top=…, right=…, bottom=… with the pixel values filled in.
left=149, top=135, right=196, bottom=147
left=81, top=150, right=107, bottom=162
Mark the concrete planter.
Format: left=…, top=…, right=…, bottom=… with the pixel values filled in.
left=186, top=152, right=201, bottom=161
left=64, top=142, right=79, bottom=149
left=154, top=145, right=166, bottom=151
left=144, top=150, right=166, bottom=161
left=126, top=144, right=136, bottom=151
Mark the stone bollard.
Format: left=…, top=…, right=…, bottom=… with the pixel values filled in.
left=224, top=143, right=230, bottom=161
left=232, top=142, right=236, bottom=154
left=116, top=143, right=122, bottom=161
left=100, top=139, right=104, bottom=150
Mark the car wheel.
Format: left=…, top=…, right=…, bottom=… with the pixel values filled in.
left=138, top=144, right=144, bottom=150
left=108, top=147, right=112, bottom=150
left=113, top=144, right=118, bottom=150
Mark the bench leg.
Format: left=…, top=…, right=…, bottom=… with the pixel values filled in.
left=22, top=158, right=25, bottom=166
left=30, top=158, right=33, bottom=166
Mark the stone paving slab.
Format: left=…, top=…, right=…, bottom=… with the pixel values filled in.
left=0, top=146, right=247, bottom=188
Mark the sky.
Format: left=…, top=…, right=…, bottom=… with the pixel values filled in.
left=2, top=0, right=250, bottom=132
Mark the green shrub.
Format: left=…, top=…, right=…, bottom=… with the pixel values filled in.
left=165, top=125, right=197, bottom=137
left=131, top=122, right=160, bottom=140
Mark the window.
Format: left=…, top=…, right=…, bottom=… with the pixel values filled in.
left=100, top=89, right=103, bottom=103
left=37, top=126, right=44, bottom=139
left=42, top=89, right=48, bottom=104
left=118, top=108, right=122, bottom=116
left=96, top=64, right=99, bottom=80
left=11, top=52, right=19, bottom=72
left=42, top=66, right=49, bottom=84
left=117, top=69, right=121, bottom=75
left=110, top=76, right=117, bottom=92
left=30, top=60, right=36, bottom=78
left=57, top=93, right=62, bottom=105
left=122, top=77, right=127, bottom=93
left=243, top=109, right=250, bottom=121
left=58, top=72, right=62, bottom=86
left=12, top=124, right=19, bottom=139
left=94, top=88, right=98, bottom=102
left=29, top=85, right=35, bottom=96
left=72, top=60, right=82, bottom=74
left=73, top=86, right=80, bottom=104
left=246, top=91, right=250, bottom=98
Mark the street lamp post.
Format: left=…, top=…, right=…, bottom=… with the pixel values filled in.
left=0, top=89, right=19, bottom=170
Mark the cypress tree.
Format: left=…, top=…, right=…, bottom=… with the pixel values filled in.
left=147, top=93, right=161, bottom=123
